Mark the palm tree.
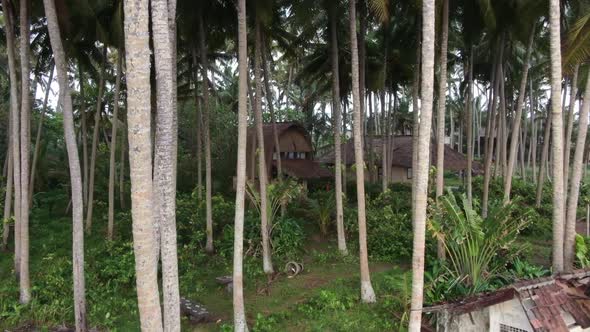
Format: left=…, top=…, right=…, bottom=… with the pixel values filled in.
left=435, top=0, right=449, bottom=260
left=108, top=53, right=122, bottom=241
left=328, top=1, right=347, bottom=255
left=549, top=0, right=566, bottom=273
left=123, top=0, right=164, bottom=329
left=198, top=9, right=214, bottom=254
left=29, top=64, right=55, bottom=205
left=349, top=0, right=376, bottom=304
left=254, top=15, right=274, bottom=275
left=2, top=145, right=12, bottom=251
left=563, top=63, right=580, bottom=194
left=2, top=0, right=22, bottom=277
left=409, top=0, right=435, bottom=330
left=536, top=109, right=552, bottom=207
left=234, top=0, right=250, bottom=330
left=85, top=46, right=108, bottom=234
left=482, top=40, right=504, bottom=218
left=79, top=67, right=89, bottom=208
left=466, top=50, right=474, bottom=205
left=151, top=0, right=181, bottom=329
left=18, top=0, right=32, bottom=304
left=42, top=0, right=87, bottom=329
left=564, top=71, right=590, bottom=271
left=503, top=25, right=536, bottom=203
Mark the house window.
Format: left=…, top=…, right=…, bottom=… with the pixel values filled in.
left=499, top=324, right=527, bottom=332
left=407, top=168, right=413, bottom=179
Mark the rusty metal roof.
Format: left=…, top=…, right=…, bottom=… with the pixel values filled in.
left=425, top=270, right=590, bottom=332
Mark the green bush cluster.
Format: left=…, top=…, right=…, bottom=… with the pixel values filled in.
left=0, top=238, right=138, bottom=330
left=216, top=211, right=305, bottom=262
left=345, top=189, right=413, bottom=261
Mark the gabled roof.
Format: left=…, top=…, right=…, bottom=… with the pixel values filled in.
left=317, top=136, right=481, bottom=172
left=246, top=122, right=331, bottom=179
left=425, top=269, right=590, bottom=332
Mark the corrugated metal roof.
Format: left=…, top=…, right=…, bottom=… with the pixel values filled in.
left=425, top=270, right=590, bottom=332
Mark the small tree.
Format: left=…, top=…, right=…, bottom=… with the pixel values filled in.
left=246, top=179, right=303, bottom=232
left=429, top=192, right=530, bottom=294
left=309, top=191, right=335, bottom=236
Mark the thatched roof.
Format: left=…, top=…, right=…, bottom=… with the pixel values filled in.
left=318, top=136, right=481, bottom=172
left=247, top=122, right=331, bottom=179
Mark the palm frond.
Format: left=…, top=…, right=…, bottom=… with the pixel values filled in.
left=564, top=11, right=590, bottom=67
left=368, top=0, right=389, bottom=24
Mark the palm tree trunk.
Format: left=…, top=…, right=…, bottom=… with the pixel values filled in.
left=2, top=0, right=21, bottom=277
left=368, top=92, right=374, bottom=182
left=411, top=21, right=421, bottom=210
left=519, top=124, right=528, bottom=181
left=108, top=54, right=122, bottom=241
left=435, top=0, right=449, bottom=202
left=18, top=0, right=32, bottom=303
left=152, top=1, right=181, bottom=329
left=530, top=81, right=538, bottom=182
left=85, top=47, right=108, bottom=234
left=79, top=67, right=89, bottom=208
left=564, top=63, right=580, bottom=199
left=234, top=0, right=249, bottom=329
left=329, top=2, right=347, bottom=255
left=466, top=49, right=474, bottom=205
left=359, top=1, right=367, bottom=159
left=549, top=0, right=566, bottom=272
left=564, top=72, right=590, bottom=271
left=435, top=0, right=449, bottom=261
left=29, top=65, right=55, bottom=206
left=2, top=146, right=12, bottom=251
left=254, top=18, right=274, bottom=275
left=349, top=0, right=376, bottom=304
left=43, top=0, right=87, bottom=328
left=123, top=0, right=164, bottom=329
left=409, top=0, right=435, bottom=328
left=381, top=90, right=388, bottom=191
left=261, top=34, right=282, bottom=183
left=536, top=110, right=552, bottom=207
left=119, top=111, right=127, bottom=210
left=342, top=102, right=348, bottom=195
left=198, top=11, right=214, bottom=255
left=191, top=46, right=203, bottom=201
left=503, top=26, right=535, bottom=203
left=482, top=48, right=503, bottom=217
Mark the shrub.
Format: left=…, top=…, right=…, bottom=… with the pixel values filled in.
left=216, top=210, right=305, bottom=261
left=576, top=234, right=590, bottom=268
left=345, top=196, right=413, bottom=261
left=505, top=258, right=550, bottom=280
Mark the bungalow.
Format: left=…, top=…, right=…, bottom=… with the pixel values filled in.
left=245, top=122, right=331, bottom=181
left=318, top=136, right=480, bottom=183
left=425, top=270, right=590, bottom=332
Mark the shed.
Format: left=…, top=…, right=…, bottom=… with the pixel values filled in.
left=424, top=270, right=590, bottom=332
left=246, top=122, right=331, bottom=180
